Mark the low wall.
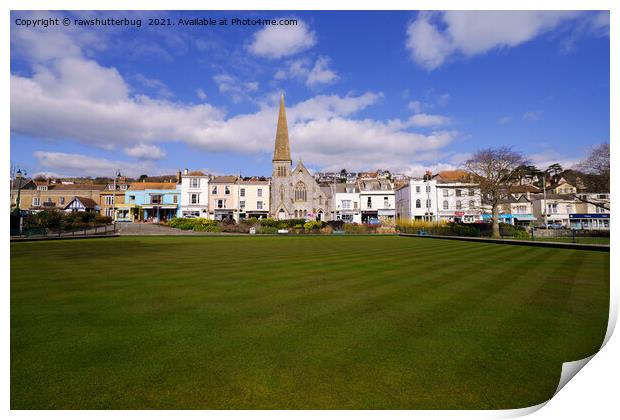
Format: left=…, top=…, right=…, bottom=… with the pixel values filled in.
left=398, top=233, right=610, bottom=252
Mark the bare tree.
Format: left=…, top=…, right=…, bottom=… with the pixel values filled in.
left=465, top=147, right=529, bottom=238
left=577, top=143, right=610, bottom=192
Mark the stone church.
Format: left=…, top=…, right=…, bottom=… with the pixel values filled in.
left=270, top=94, right=330, bottom=221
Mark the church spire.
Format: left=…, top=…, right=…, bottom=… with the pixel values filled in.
left=273, top=93, right=291, bottom=162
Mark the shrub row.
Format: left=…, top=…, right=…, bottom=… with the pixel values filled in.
left=397, top=222, right=527, bottom=239
left=24, top=210, right=112, bottom=231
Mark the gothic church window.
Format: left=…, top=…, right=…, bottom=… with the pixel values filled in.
left=294, top=182, right=307, bottom=202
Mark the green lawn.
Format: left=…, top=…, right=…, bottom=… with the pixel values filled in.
left=11, top=236, right=609, bottom=409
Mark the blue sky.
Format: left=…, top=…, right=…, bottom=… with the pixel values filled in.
left=10, top=10, right=610, bottom=178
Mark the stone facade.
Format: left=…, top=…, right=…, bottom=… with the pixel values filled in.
left=270, top=94, right=330, bottom=221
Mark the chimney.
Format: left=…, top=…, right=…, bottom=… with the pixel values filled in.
left=183, top=168, right=189, bottom=175
left=176, top=170, right=182, bottom=184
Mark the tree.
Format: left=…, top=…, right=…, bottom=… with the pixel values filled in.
left=138, top=174, right=148, bottom=181
left=577, top=143, right=610, bottom=192
left=464, top=147, right=529, bottom=238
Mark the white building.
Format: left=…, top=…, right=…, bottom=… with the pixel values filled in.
left=180, top=169, right=210, bottom=218
left=530, top=194, right=577, bottom=227
left=331, top=183, right=362, bottom=223
left=436, top=182, right=482, bottom=223
left=238, top=179, right=270, bottom=220
left=358, top=179, right=395, bottom=223
left=396, top=177, right=481, bottom=223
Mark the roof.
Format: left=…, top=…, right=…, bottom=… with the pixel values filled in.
left=333, top=183, right=360, bottom=193
left=238, top=179, right=269, bottom=185
left=65, top=196, right=98, bottom=209
left=211, top=176, right=239, bottom=183
left=50, top=183, right=106, bottom=191
left=12, top=178, right=36, bottom=189
left=509, top=185, right=541, bottom=193
left=128, top=182, right=178, bottom=190
left=185, top=170, right=208, bottom=177
left=273, top=94, right=291, bottom=161
left=358, top=179, right=393, bottom=191
left=434, top=170, right=471, bottom=181
left=529, top=193, right=576, bottom=201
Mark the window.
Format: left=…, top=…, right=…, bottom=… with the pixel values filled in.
left=547, top=203, right=558, bottom=214
left=257, top=201, right=263, bottom=210
left=294, top=182, right=307, bottom=202
left=426, top=185, right=431, bottom=193
left=258, top=188, right=262, bottom=197
left=277, top=166, right=287, bottom=177
left=566, top=205, right=572, bottom=214
left=443, top=189, right=449, bottom=197
left=59, top=197, right=65, bottom=205
left=217, top=199, right=225, bottom=209
left=240, top=188, right=246, bottom=197
left=105, top=208, right=114, bottom=217
left=342, top=200, right=351, bottom=209
left=353, top=201, right=358, bottom=209
left=367, top=197, right=372, bottom=209
left=469, top=189, right=475, bottom=196
left=33, top=197, right=40, bottom=206
left=129, top=195, right=136, bottom=203
left=225, top=186, right=230, bottom=195
left=212, top=186, right=218, bottom=194
left=120, top=185, right=128, bottom=190
left=173, top=195, right=178, bottom=204
left=151, top=194, right=163, bottom=204
left=384, top=197, right=389, bottom=208
left=415, top=199, right=421, bottom=208
left=342, top=214, right=353, bottom=222
left=190, top=178, right=200, bottom=188
left=239, top=200, right=246, bottom=209
left=426, top=199, right=431, bottom=209
left=37, top=185, right=47, bottom=191
left=104, top=196, right=114, bottom=205
left=416, top=186, right=421, bottom=193
left=456, top=200, right=462, bottom=210
left=456, top=189, right=462, bottom=197
left=190, top=193, right=199, bottom=204
left=469, top=200, right=475, bottom=209
left=443, top=200, right=449, bottom=210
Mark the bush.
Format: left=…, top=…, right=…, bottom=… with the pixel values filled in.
left=512, top=229, right=530, bottom=240
left=327, top=220, right=345, bottom=231
left=257, top=226, right=278, bottom=234
left=93, top=215, right=113, bottom=225
left=303, top=220, right=323, bottom=230
left=168, top=217, right=216, bottom=230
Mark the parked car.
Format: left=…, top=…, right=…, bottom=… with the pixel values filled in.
left=546, top=223, right=565, bottom=229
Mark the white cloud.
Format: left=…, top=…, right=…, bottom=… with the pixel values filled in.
left=248, top=20, right=316, bottom=59
left=33, top=151, right=160, bottom=178
left=124, top=144, right=166, bottom=160
left=523, top=110, right=543, bottom=121
left=306, top=57, right=338, bottom=87
left=212, top=73, right=260, bottom=103
left=406, top=11, right=592, bottom=70
left=11, top=27, right=460, bottom=174
left=196, top=88, right=207, bottom=100
left=528, top=151, right=581, bottom=171
left=498, top=116, right=512, bottom=124
left=408, top=101, right=423, bottom=113
left=245, top=81, right=259, bottom=92
left=408, top=113, right=451, bottom=127
left=134, top=73, right=174, bottom=98
left=275, top=56, right=338, bottom=87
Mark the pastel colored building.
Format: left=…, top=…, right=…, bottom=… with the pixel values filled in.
left=116, top=182, right=181, bottom=223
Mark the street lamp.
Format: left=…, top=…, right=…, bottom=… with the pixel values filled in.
left=13, top=169, right=26, bottom=234
left=14, top=169, right=25, bottom=214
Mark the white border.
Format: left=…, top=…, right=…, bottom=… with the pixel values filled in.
left=3, top=1, right=617, bottom=419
